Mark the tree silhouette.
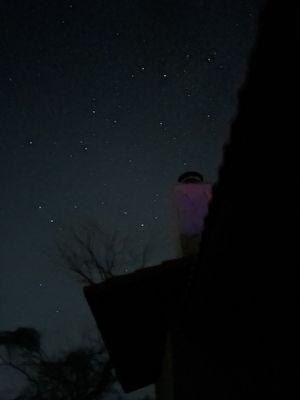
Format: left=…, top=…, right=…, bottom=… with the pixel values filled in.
left=0, top=218, right=158, bottom=399
left=0, top=219, right=156, bottom=399
left=0, top=327, right=115, bottom=400
left=53, top=219, right=154, bottom=285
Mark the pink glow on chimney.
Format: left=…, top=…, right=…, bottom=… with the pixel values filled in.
left=174, top=182, right=212, bottom=236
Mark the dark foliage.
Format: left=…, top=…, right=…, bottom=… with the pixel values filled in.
left=0, top=327, right=116, bottom=400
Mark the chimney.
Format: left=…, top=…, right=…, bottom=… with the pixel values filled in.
left=173, top=171, right=212, bottom=256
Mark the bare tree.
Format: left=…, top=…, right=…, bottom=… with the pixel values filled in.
left=33, top=219, right=156, bottom=399
left=1, top=220, right=158, bottom=399
left=53, top=219, right=155, bottom=285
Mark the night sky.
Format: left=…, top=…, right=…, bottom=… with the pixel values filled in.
left=1, top=1, right=265, bottom=397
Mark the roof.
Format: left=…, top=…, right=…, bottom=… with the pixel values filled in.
left=83, top=256, right=195, bottom=392
left=172, top=1, right=300, bottom=398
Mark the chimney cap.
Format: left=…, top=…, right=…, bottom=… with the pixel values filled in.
left=177, top=171, right=204, bottom=183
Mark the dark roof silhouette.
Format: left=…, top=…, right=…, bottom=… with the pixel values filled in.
left=84, top=257, right=194, bottom=392
left=84, top=1, right=300, bottom=398
left=174, top=1, right=300, bottom=399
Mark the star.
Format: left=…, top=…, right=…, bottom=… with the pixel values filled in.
left=0, top=3, right=264, bottom=398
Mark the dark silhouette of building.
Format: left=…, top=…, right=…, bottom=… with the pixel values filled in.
left=84, top=257, right=194, bottom=394
left=84, top=171, right=210, bottom=396
left=173, top=1, right=300, bottom=399
left=84, top=1, right=300, bottom=398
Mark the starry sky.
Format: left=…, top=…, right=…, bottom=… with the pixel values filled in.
left=0, top=0, right=265, bottom=397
